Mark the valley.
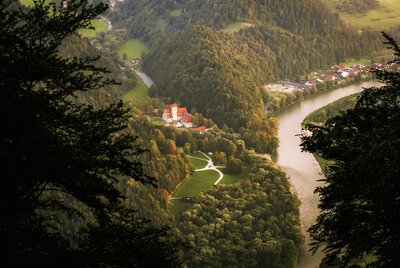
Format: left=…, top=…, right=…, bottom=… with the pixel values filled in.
left=9, top=0, right=400, bottom=267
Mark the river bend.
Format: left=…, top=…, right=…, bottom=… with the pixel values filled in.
left=275, top=81, right=381, bottom=268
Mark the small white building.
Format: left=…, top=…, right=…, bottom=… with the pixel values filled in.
left=162, top=104, right=194, bottom=128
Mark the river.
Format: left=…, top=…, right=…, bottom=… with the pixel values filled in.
left=275, top=81, right=381, bottom=268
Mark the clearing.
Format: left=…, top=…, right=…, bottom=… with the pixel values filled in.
left=189, top=157, right=208, bottom=169
left=169, top=9, right=182, bottom=17
left=172, top=169, right=220, bottom=197
left=78, top=18, right=108, bottom=38
left=219, top=167, right=250, bottom=185
left=321, top=0, right=400, bottom=29
left=221, top=22, right=254, bottom=34
left=20, top=0, right=51, bottom=7
left=118, top=39, right=150, bottom=59
left=122, top=75, right=148, bottom=103
left=169, top=151, right=251, bottom=215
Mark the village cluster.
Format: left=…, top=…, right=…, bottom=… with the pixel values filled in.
left=162, top=104, right=209, bottom=133
left=266, top=61, right=390, bottom=93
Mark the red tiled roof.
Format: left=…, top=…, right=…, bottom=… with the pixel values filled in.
left=183, top=115, right=193, bottom=122
left=177, top=107, right=187, bottom=116
left=192, top=126, right=207, bottom=132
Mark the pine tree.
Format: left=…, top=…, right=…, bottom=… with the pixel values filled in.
left=0, top=1, right=181, bottom=266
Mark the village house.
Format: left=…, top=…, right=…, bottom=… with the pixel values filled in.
left=131, top=57, right=141, bottom=65
left=162, top=104, right=194, bottom=128
left=192, top=125, right=208, bottom=134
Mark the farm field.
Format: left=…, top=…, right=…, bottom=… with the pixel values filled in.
left=321, top=0, right=400, bottom=29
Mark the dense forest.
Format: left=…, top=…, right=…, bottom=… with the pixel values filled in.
left=178, top=159, right=303, bottom=267
left=113, top=0, right=381, bottom=50
left=143, top=26, right=279, bottom=153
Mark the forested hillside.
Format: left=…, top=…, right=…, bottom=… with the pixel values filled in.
left=59, top=34, right=139, bottom=106
left=120, top=0, right=383, bottom=153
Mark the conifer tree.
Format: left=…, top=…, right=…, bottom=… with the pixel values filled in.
left=0, top=1, right=181, bottom=266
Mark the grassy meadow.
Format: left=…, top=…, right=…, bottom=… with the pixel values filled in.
left=169, top=9, right=182, bottom=17
left=118, top=39, right=150, bottom=59
left=20, top=0, right=51, bottom=7
left=221, top=22, right=254, bottom=33
left=219, top=167, right=250, bottom=185
left=321, top=0, right=400, bottom=29
left=122, top=76, right=148, bottom=103
left=190, top=157, right=208, bottom=169
left=169, top=198, right=193, bottom=216
left=173, top=170, right=220, bottom=197
left=78, top=19, right=108, bottom=38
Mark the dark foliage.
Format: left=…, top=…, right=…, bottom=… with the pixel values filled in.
left=0, top=0, right=181, bottom=266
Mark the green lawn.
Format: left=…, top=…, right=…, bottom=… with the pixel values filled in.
left=219, top=167, right=250, bottom=185
left=78, top=19, right=108, bottom=38
left=118, top=39, right=150, bottom=59
left=189, top=157, right=208, bottom=169
left=169, top=9, right=182, bottom=17
left=190, top=151, right=209, bottom=160
left=20, top=0, right=51, bottom=7
left=122, top=76, right=148, bottom=103
left=321, top=0, right=400, bottom=29
left=173, top=170, right=219, bottom=197
left=149, top=117, right=166, bottom=126
left=221, top=22, right=254, bottom=34
left=169, top=198, right=193, bottom=216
